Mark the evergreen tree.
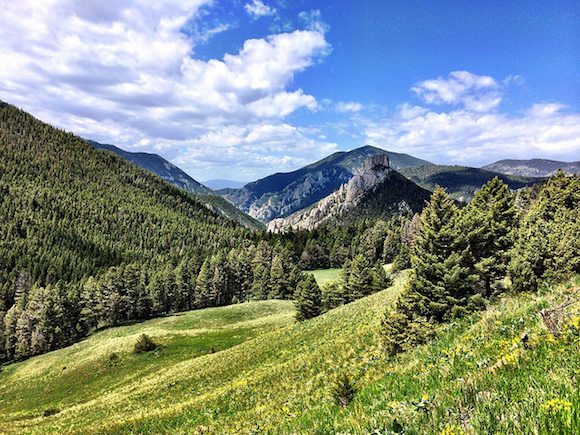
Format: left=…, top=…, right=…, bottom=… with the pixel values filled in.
left=194, top=259, right=212, bottom=309
left=295, top=275, right=322, bottom=321
left=269, top=255, right=288, bottom=299
left=345, top=254, right=374, bottom=301
left=460, top=177, right=516, bottom=296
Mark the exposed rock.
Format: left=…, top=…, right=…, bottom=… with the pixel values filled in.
left=268, top=155, right=393, bottom=232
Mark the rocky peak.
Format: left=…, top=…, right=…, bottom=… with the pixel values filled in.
left=360, top=153, right=390, bottom=173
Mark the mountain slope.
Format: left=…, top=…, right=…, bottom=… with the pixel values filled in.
left=2, top=272, right=578, bottom=434
left=222, top=145, right=431, bottom=222
left=399, top=164, right=543, bottom=202
left=89, top=141, right=211, bottom=194
left=0, top=100, right=253, bottom=303
left=268, top=154, right=431, bottom=232
left=202, top=179, right=246, bottom=189
left=90, top=141, right=263, bottom=229
left=483, top=158, right=580, bottom=177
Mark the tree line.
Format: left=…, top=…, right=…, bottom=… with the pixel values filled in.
left=381, top=172, right=580, bottom=354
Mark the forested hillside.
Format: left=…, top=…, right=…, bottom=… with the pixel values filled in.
left=0, top=102, right=301, bottom=362
left=399, top=164, right=542, bottom=202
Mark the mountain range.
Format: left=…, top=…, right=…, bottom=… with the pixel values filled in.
left=268, top=154, right=431, bottom=232
left=483, top=158, right=580, bottom=177
left=219, top=145, right=431, bottom=222
left=399, top=165, right=543, bottom=202
left=89, top=140, right=264, bottom=230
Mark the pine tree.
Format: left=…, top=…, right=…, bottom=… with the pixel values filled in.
left=194, top=259, right=212, bottom=309
left=269, top=255, right=288, bottom=299
left=295, top=274, right=322, bottom=321
left=345, top=254, right=374, bottom=301
left=460, top=177, right=516, bottom=296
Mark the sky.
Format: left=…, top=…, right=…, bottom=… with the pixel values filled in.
left=0, top=0, right=579, bottom=182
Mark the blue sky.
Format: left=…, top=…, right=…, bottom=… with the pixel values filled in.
left=0, top=0, right=578, bottom=181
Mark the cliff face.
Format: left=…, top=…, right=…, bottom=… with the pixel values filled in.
left=268, top=154, right=404, bottom=232
left=220, top=146, right=432, bottom=222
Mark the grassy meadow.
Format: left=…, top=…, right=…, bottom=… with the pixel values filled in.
left=2, top=272, right=580, bottom=433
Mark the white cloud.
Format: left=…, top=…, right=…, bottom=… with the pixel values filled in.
left=0, top=0, right=332, bottom=179
left=364, top=101, right=580, bottom=165
left=335, top=101, right=362, bottom=113
left=244, top=0, right=276, bottom=19
left=412, top=70, right=502, bottom=112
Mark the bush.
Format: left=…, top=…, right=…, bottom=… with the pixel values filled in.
left=43, top=408, right=60, bottom=417
left=133, top=334, right=157, bottom=353
left=331, top=373, right=358, bottom=407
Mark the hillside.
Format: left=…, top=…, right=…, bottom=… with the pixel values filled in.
left=399, top=164, right=542, bottom=202
left=483, top=158, right=580, bottom=177
left=89, top=141, right=211, bottom=194
left=2, top=271, right=579, bottom=434
left=268, top=154, right=432, bottom=232
left=0, top=101, right=281, bottom=362
left=202, top=179, right=246, bottom=189
left=220, top=145, right=431, bottom=222
left=89, top=141, right=263, bottom=230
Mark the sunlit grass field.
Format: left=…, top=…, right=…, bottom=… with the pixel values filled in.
left=308, top=268, right=342, bottom=286
left=2, top=272, right=580, bottom=433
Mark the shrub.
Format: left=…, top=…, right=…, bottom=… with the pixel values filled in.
left=133, top=334, right=157, bottom=353
left=43, top=408, right=60, bottom=417
left=331, top=373, right=358, bottom=407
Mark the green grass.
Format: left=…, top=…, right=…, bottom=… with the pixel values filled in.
left=2, top=273, right=580, bottom=434
left=308, top=268, right=342, bottom=286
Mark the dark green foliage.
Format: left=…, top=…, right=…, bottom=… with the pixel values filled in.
left=133, top=334, right=157, bottom=354
left=43, top=408, right=60, bottom=417
left=331, top=373, right=358, bottom=407
left=344, top=255, right=374, bottom=301
left=381, top=187, right=479, bottom=353
left=509, top=172, right=580, bottom=292
left=295, top=275, right=322, bottom=321
left=0, top=101, right=308, bottom=362
left=400, top=164, right=542, bottom=202
left=460, top=177, right=517, bottom=296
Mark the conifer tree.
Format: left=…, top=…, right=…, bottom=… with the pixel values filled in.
left=269, top=255, right=288, bottom=299
left=460, top=177, right=516, bottom=296
left=345, top=254, right=374, bottom=301
left=295, top=274, right=322, bottom=321
left=194, top=259, right=212, bottom=309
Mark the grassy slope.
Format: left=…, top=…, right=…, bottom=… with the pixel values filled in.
left=3, top=273, right=580, bottom=434
left=308, top=268, right=342, bottom=286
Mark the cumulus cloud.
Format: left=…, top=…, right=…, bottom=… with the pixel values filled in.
left=335, top=101, right=363, bottom=113
left=0, top=0, right=333, bottom=179
left=364, top=102, right=580, bottom=165
left=412, top=70, right=502, bottom=112
left=244, top=0, right=276, bottom=19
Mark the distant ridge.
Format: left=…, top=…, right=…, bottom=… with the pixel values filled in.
left=220, top=145, right=431, bottom=222
left=89, top=141, right=264, bottom=230
left=483, top=158, right=580, bottom=177
left=203, top=179, right=247, bottom=190
left=89, top=141, right=211, bottom=194
left=268, top=154, right=431, bottom=232
left=400, top=165, right=543, bottom=202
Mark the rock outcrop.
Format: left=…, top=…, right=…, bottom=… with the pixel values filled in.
left=268, top=154, right=394, bottom=232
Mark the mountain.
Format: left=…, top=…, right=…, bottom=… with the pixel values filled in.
left=203, top=179, right=247, bottom=189
left=89, top=141, right=212, bottom=194
left=0, top=100, right=278, bottom=361
left=221, top=145, right=432, bottom=222
left=90, top=141, right=263, bottom=230
left=399, top=165, right=543, bottom=202
left=483, top=158, right=580, bottom=177
left=268, top=154, right=432, bottom=232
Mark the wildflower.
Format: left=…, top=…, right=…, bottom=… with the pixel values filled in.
left=547, top=333, right=556, bottom=344
left=441, top=424, right=464, bottom=435
left=541, top=398, right=572, bottom=413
